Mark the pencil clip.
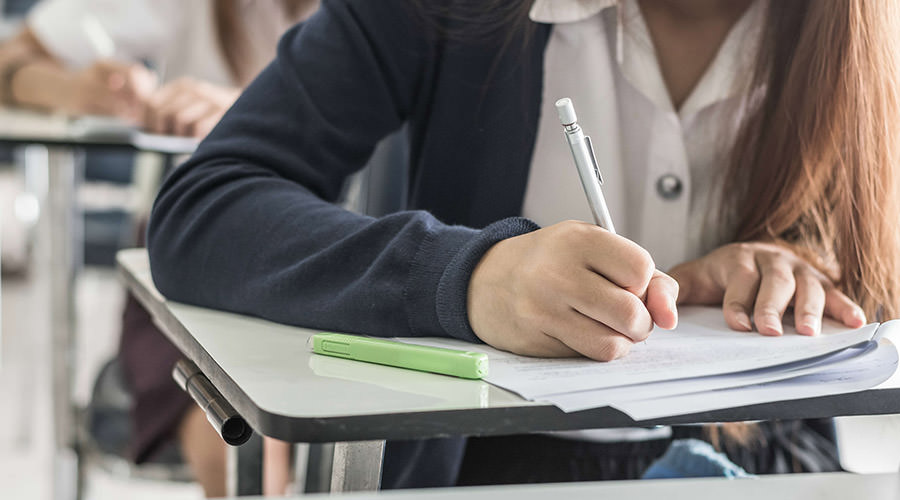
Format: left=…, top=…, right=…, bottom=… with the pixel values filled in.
left=584, top=136, right=603, bottom=184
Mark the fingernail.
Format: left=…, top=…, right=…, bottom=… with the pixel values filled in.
left=735, top=312, right=752, bottom=331
left=850, top=308, right=866, bottom=326
left=801, top=314, right=819, bottom=335
left=761, top=314, right=782, bottom=335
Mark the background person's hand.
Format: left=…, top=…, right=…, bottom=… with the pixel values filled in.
left=62, top=60, right=156, bottom=120
left=467, top=220, right=679, bottom=361
left=669, top=241, right=866, bottom=336
left=143, top=78, right=240, bottom=138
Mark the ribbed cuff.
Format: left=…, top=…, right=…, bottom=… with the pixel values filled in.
left=436, top=217, right=541, bottom=342
left=404, top=222, right=480, bottom=338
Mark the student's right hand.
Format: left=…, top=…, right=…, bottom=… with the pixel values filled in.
left=143, top=78, right=241, bottom=138
left=63, top=60, right=156, bottom=120
left=467, top=220, right=679, bottom=361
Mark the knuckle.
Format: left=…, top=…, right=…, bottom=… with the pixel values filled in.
left=765, top=268, right=794, bottom=287
left=731, top=242, right=754, bottom=256
left=558, top=220, right=592, bottom=241
left=622, top=245, right=655, bottom=285
left=629, top=325, right=652, bottom=342
left=796, top=303, right=823, bottom=316
left=725, top=299, right=750, bottom=313
left=594, top=337, right=632, bottom=362
left=796, top=265, right=827, bottom=283
left=792, top=265, right=814, bottom=279
left=758, top=249, right=784, bottom=266
left=635, top=248, right=656, bottom=281
left=729, top=263, right=758, bottom=283
left=754, top=305, right=781, bottom=318
left=618, top=296, right=650, bottom=336
left=795, top=268, right=823, bottom=288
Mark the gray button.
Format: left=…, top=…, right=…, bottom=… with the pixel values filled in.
left=656, top=174, right=683, bottom=200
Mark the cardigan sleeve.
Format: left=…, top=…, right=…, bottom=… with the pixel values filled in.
left=147, top=0, right=539, bottom=342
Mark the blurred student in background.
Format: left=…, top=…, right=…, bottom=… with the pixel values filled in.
left=0, top=1, right=318, bottom=496
left=0, top=1, right=316, bottom=137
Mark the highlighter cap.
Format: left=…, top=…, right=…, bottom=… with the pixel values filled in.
left=555, top=98, right=577, bottom=126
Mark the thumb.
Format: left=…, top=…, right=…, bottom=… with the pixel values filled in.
left=645, top=270, right=678, bottom=330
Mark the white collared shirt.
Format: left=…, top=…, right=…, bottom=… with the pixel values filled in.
left=523, top=0, right=762, bottom=271
left=526, top=0, right=762, bottom=443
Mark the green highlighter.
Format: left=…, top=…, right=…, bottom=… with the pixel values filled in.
left=310, top=333, right=489, bottom=379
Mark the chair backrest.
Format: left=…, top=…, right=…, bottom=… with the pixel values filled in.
left=341, top=128, right=408, bottom=216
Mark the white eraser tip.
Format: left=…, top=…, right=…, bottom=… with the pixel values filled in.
left=555, top=98, right=577, bottom=125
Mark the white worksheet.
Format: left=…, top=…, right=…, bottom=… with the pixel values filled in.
left=398, top=307, right=880, bottom=400
left=544, top=340, right=878, bottom=413
left=611, top=338, right=898, bottom=420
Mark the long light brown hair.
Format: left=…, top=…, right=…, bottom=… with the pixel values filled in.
left=724, top=0, right=900, bottom=322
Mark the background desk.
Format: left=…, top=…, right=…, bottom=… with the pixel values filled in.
left=0, top=108, right=196, bottom=500
left=117, top=248, right=900, bottom=496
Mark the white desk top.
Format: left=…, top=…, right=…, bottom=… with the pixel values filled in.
left=0, top=108, right=71, bottom=138
left=118, top=249, right=538, bottom=439
left=0, top=108, right=197, bottom=154
left=167, top=302, right=530, bottom=417
left=117, top=248, right=900, bottom=443
left=272, top=473, right=900, bottom=500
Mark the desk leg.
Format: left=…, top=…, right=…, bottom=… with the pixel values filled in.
left=291, top=443, right=310, bottom=493
left=330, top=440, right=385, bottom=492
left=227, top=433, right=263, bottom=496
left=302, top=443, right=334, bottom=493
left=43, top=147, right=83, bottom=500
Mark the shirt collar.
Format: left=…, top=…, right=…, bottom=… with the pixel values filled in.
left=529, top=0, right=616, bottom=24
left=530, top=0, right=763, bottom=118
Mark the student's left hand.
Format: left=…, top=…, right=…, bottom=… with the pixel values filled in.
left=668, top=241, right=866, bottom=336
left=143, top=78, right=241, bottom=138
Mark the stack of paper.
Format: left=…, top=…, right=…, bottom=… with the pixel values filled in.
left=399, top=307, right=898, bottom=420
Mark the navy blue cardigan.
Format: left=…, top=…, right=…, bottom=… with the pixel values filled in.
left=148, top=1, right=556, bottom=488
left=149, top=0, right=553, bottom=344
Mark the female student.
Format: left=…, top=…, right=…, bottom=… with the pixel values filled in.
left=147, top=0, right=900, bottom=487
left=0, top=0, right=316, bottom=137
left=0, top=0, right=317, bottom=496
